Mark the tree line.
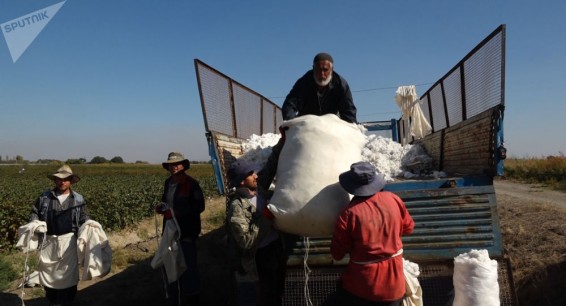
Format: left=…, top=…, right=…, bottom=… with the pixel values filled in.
left=1, top=155, right=212, bottom=165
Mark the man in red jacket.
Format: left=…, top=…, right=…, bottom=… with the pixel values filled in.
left=330, top=161, right=414, bottom=306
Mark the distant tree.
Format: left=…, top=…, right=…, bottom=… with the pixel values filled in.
left=66, top=158, right=87, bottom=164
left=90, top=156, right=108, bottom=164
left=135, top=160, right=148, bottom=164
left=110, top=156, right=124, bottom=164
left=16, top=155, right=23, bottom=163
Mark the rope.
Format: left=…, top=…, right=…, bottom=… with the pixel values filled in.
left=154, top=208, right=169, bottom=299
left=169, top=208, right=183, bottom=306
left=19, top=232, right=46, bottom=306
left=156, top=203, right=184, bottom=305
left=303, top=236, right=313, bottom=306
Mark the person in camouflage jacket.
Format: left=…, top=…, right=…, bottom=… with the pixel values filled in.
left=226, top=131, right=289, bottom=305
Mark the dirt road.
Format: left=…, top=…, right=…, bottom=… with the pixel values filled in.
left=494, top=179, right=566, bottom=208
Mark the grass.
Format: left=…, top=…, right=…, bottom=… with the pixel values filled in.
left=504, top=156, right=566, bottom=191
left=0, top=254, right=18, bottom=291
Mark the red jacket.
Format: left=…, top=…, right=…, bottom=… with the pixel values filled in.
left=331, top=191, right=414, bottom=302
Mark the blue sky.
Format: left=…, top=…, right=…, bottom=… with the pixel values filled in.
left=1, top=0, right=565, bottom=163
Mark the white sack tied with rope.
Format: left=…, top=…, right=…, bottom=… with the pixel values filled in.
left=453, top=249, right=500, bottom=306
left=267, top=114, right=366, bottom=237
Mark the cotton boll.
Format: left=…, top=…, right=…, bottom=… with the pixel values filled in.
left=361, top=135, right=415, bottom=181
left=239, top=131, right=434, bottom=181
left=240, top=133, right=281, bottom=168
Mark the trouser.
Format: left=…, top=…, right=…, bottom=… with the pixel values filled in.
left=255, top=238, right=287, bottom=306
left=323, top=282, right=403, bottom=306
left=167, top=239, right=200, bottom=306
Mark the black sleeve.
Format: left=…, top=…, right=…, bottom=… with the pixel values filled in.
left=338, top=78, right=357, bottom=123
left=282, top=73, right=308, bottom=120
left=257, top=139, right=284, bottom=192
left=190, top=182, right=206, bottom=214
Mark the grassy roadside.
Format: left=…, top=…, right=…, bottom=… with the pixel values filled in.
left=504, top=156, right=566, bottom=191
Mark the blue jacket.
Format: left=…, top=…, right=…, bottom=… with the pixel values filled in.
left=30, top=189, right=89, bottom=236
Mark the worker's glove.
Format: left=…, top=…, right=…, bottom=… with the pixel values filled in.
left=155, top=202, right=173, bottom=220
left=154, top=202, right=167, bottom=214
left=162, top=209, right=173, bottom=220
left=263, top=207, right=275, bottom=220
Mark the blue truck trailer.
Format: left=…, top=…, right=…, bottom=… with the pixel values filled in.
left=195, top=24, right=517, bottom=306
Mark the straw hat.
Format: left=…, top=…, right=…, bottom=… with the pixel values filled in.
left=48, top=165, right=80, bottom=184
left=162, top=152, right=191, bottom=170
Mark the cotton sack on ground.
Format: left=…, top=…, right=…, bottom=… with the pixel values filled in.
left=267, top=114, right=366, bottom=237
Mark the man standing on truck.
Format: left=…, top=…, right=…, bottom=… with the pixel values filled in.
left=282, top=52, right=357, bottom=123
left=328, top=161, right=414, bottom=306
left=226, top=133, right=288, bottom=306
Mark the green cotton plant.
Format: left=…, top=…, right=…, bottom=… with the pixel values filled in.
left=0, top=253, right=18, bottom=291
left=0, top=164, right=219, bottom=248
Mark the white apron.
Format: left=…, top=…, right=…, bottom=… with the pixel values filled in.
left=38, top=233, right=79, bottom=289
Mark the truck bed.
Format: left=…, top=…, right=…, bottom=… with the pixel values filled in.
left=282, top=176, right=518, bottom=306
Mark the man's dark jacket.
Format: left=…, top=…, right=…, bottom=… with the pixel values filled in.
left=161, top=174, right=205, bottom=240
left=282, top=70, right=357, bottom=123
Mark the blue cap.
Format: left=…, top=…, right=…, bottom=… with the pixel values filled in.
left=227, top=159, right=260, bottom=188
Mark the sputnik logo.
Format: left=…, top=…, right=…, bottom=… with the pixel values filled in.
left=1, top=1, right=66, bottom=63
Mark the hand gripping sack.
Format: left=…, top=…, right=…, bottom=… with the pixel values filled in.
left=267, top=114, right=366, bottom=237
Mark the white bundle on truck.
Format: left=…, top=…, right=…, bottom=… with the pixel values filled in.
left=267, top=114, right=366, bottom=237
left=453, top=249, right=500, bottom=306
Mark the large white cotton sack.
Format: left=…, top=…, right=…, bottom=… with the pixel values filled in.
left=453, top=249, right=500, bottom=306
left=267, top=114, right=366, bottom=237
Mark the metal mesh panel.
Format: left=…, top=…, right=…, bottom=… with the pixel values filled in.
left=197, top=64, right=234, bottom=136
left=464, top=31, right=503, bottom=119
left=282, top=259, right=517, bottom=306
left=195, top=59, right=282, bottom=138
left=283, top=267, right=342, bottom=305
left=233, top=83, right=262, bottom=139
left=418, top=25, right=504, bottom=131
left=429, top=84, right=447, bottom=131
left=420, top=95, right=431, bottom=130
left=276, top=110, right=283, bottom=132
left=444, top=68, right=464, bottom=126
left=262, top=101, right=276, bottom=134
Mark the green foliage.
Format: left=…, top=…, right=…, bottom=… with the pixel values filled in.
left=0, top=254, right=18, bottom=291
left=0, top=164, right=219, bottom=249
left=90, top=156, right=108, bottom=164
left=66, top=158, right=87, bottom=164
left=504, top=157, right=566, bottom=191
left=110, top=156, right=124, bottom=164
